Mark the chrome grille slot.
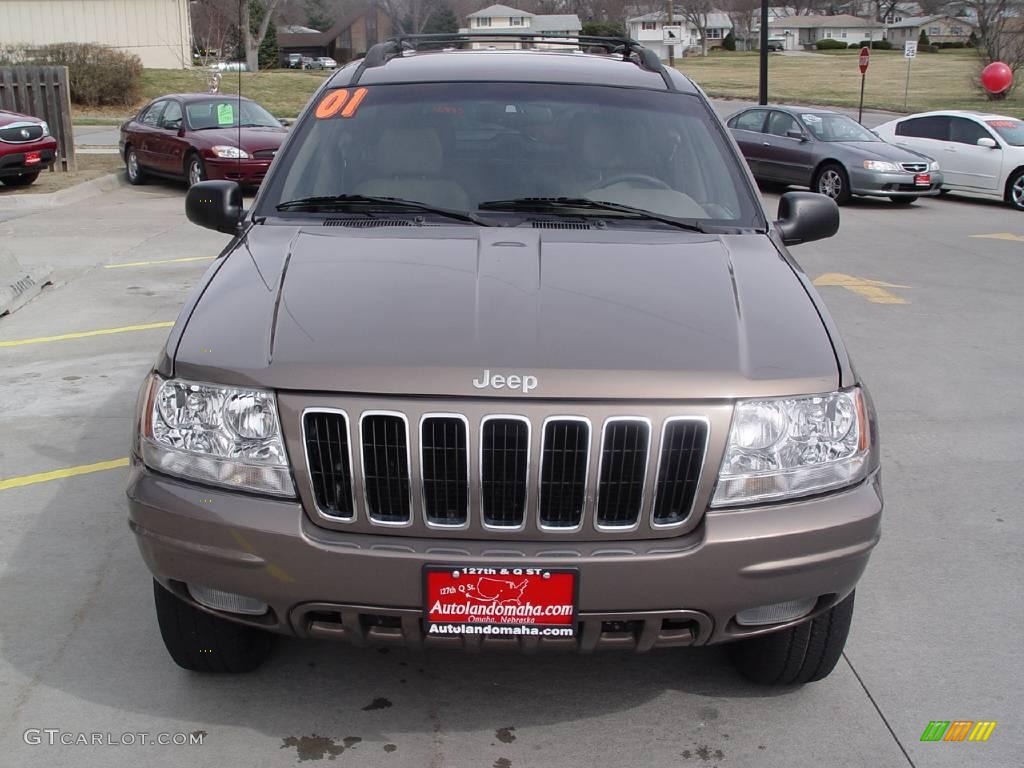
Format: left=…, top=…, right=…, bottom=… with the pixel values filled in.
left=420, top=415, right=469, bottom=527
left=360, top=413, right=412, bottom=524
left=539, top=418, right=590, bottom=529
left=596, top=419, right=650, bottom=529
left=480, top=417, right=530, bottom=528
left=0, top=124, right=44, bottom=143
left=303, top=410, right=355, bottom=519
left=652, top=419, right=708, bottom=527
left=900, top=162, right=928, bottom=173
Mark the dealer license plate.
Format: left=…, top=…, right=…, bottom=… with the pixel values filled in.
left=914, top=173, right=931, bottom=186
left=25, top=152, right=41, bottom=165
left=424, top=566, right=577, bottom=638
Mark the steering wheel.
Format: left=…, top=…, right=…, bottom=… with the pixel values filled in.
left=590, top=173, right=672, bottom=191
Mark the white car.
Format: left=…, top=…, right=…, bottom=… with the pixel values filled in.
left=313, top=56, right=338, bottom=70
left=874, top=110, right=1024, bottom=210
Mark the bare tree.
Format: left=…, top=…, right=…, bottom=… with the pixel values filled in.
left=374, top=0, right=439, bottom=33
left=964, top=0, right=1024, bottom=92
left=241, top=0, right=283, bottom=71
left=721, top=0, right=759, bottom=47
left=192, top=0, right=241, bottom=61
left=680, top=0, right=715, bottom=55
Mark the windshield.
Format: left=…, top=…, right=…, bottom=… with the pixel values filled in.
left=186, top=99, right=279, bottom=129
left=801, top=113, right=879, bottom=142
left=987, top=119, right=1024, bottom=146
left=258, top=82, right=763, bottom=229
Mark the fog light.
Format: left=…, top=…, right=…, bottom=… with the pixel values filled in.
left=735, top=598, right=816, bottom=627
left=188, top=584, right=267, bottom=616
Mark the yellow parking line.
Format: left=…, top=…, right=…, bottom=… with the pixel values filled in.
left=0, top=457, right=129, bottom=491
left=970, top=233, right=1024, bottom=242
left=104, top=256, right=215, bottom=269
left=0, top=321, right=173, bottom=348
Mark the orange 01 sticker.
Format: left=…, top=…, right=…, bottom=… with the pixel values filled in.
left=315, top=89, right=349, bottom=118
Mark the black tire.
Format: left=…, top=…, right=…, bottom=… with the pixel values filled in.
left=813, top=162, right=852, bottom=205
left=186, top=153, right=206, bottom=188
left=727, top=592, right=855, bottom=685
left=889, top=196, right=918, bottom=205
left=938, top=188, right=951, bottom=197
left=1005, top=169, right=1024, bottom=210
left=152, top=580, right=273, bottom=673
left=125, top=147, right=146, bottom=185
left=1, top=171, right=40, bottom=187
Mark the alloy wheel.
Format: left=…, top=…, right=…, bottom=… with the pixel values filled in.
left=188, top=159, right=203, bottom=187
left=1012, top=175, right=1024, bottom=209
left=819, top=169, right=843, bottom=200
left=127, top=151, right=139, bottom=181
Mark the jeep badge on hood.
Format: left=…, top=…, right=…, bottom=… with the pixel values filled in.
left=472, top=369, right=538, bottom=394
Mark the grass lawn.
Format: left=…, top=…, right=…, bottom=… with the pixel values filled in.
left=73, top=68, right=331, bottom=121
left=676, top=49, right=1024, bottom=117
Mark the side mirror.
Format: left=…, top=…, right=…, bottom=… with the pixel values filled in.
left=977, top=137, right=998, bottom=149
left=279, top=118, right=291, bottom=127
left=186, top=180, right=244, bottom=234
left=775, top=191, right=839, bottom=246
left=786, top=129, right=807, bottom=141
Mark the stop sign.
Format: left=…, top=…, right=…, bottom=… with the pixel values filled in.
left=859, top=46, right=870, bottom=74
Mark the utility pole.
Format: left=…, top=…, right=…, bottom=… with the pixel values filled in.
left=667, top=0, right=675, bottom=68
left=758, top=0, right=768, bottom=104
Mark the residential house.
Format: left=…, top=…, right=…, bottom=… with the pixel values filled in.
left=460, top=5, right=582, bottom=49
left=886, top=15, right=976, bottom=44
left=0, top=0, right=191, bottom=68
left=277, top=4, right=393, bottom=63
left=627, top=11, right=734, bottom=60
left=765, top=14, right=884, bottom=50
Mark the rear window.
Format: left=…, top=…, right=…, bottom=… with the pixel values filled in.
left=259, top=82, right=764, bottom=229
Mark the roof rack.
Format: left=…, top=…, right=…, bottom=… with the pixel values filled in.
left=352, top=33, right=672, bottom=89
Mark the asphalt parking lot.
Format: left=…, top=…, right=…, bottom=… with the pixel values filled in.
left=1, top=176, right=1021, bottom=768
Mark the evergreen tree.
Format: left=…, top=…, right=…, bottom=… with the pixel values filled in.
left=423, top=3, right=459, bottom=34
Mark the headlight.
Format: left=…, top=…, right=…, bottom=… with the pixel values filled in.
left=139, top=375, right=294, bottom=496
left=40, top=121, right=50, bottom=137
left=928, top=160, right=940, bottom=171
left=862, top=160, right=900, bottom=172
left=712, top=388, right=870, bottom=507
left=211, top=145, right=250, bottom=159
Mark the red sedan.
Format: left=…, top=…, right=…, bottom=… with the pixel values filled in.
left=119, top=94, right=288, bottom=188
left=0, top=109, right=58, bottom=187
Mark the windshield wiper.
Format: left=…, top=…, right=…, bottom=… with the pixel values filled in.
left=478, top=197, right=708, bottom=232
left=276, top=194, right=489, bottom=225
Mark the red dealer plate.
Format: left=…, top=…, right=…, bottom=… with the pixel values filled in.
left=915, top=173, right=931, bottom=186
left=25, top=152, right=41, bottom=165
left=424, top=566, right=577, bottom=638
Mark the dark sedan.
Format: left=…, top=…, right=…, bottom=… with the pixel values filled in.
left=0, top=109, right=58, bottom=187
left=119, top=94, right=288, bottom=188
left=727, top=106, right=943, bottom=205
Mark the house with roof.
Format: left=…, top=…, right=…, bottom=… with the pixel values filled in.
left=277, top=3, right=393, bottom=63
left=765, top=14, right=884, bottom=50
left=886, top=15, right=975, bottom=44
left=459, top=5, right=582, bottom=49
left=626, top=11, right=733, bottom=60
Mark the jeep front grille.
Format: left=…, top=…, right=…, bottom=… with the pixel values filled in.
left=300, top=407, right=709, bottom=537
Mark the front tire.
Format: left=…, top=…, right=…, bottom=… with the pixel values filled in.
left=1, top=171, right=40, bottom=187
left=889, top=196, right=918, bottom=205
left=727, top=592, right=855, bottom=685
left=186, top=153, right=206, bottom=188
left=813, top=163, right=852, bottom=205
left=1006, top=170, right=1024, bottom=210
left=125, top=147, right=146, bottom=185
left=152, top=580, right=274, bottom=673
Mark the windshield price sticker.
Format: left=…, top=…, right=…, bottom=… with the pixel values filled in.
left=217, top=103, right=234, bottom=125
left=424, top=566, right=577, bottom=637
left=315, top=88, right=368, bottom=119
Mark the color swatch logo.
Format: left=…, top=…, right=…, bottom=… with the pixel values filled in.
left=920, top=721, right=997, bottom=742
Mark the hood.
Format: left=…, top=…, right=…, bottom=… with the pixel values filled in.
left=840, top=140, right=933, bottom=163
left=193, top=125, right=287, bottom=152
left=0, top=109, right=43, bottom=128
left=171, top=226, right=839, bottom=399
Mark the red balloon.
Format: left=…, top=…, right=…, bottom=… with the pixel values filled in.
left=981, top=61, right=1013, bottom=94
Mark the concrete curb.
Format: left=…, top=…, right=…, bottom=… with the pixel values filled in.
left=0, top=172, right=128, bottom=211
left=0, top=252, right=52, bottom=317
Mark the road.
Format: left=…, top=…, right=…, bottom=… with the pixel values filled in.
left=0, top=178, right=1021, bottom=768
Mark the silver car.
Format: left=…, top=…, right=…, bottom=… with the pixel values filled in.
left=728, top=106, right=943, bottom=205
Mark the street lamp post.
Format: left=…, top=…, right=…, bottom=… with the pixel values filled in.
left=759, top=0, right=768, bottom=104
left=667, top=0, right=675, bottom=68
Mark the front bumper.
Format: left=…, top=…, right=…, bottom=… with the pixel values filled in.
left=204, top=158, right=272, bottom=186
left=850, top=168, right=944, bottom=198
left=0, top=138, right=57, bottom=177
left=127, top=461, right=882, bottom=650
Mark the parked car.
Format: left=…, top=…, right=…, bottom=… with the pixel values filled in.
left=728, top=106, right=942, bottom=204
left=0, top=108, right=58, bottom=187
left=312, top=56, right=338, bottom=69
left=765, top=38, right=786, bottom=51
left=300, top=56, right=316, bottom=69
left=129, top=35, right=881, bottom=686
left=874, top=110, right=1024, bottom=210
left=119, top=94, right=288, bottom=188
left=210, top=60, right=249, bottom=72
left=285, top=53, right=304, bottom=69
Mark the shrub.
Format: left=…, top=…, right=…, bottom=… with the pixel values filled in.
left=32, top=43, right=142, bottom=106
left=871, top=40, right=893, bottom=50
left=918, top=29, right=930, bottom=46
left=968, top=31, right=978, bottom=48
left=722, top=31, right=736, bottom=51
left=938, top=41, right=966, bottom=49
left=815, top=39, right=847, bottom=50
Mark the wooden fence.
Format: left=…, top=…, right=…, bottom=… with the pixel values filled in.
left=0, top=66, right=76, bottom=172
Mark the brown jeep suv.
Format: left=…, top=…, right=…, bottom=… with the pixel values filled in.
left=127, top=34, right=882, bottom=685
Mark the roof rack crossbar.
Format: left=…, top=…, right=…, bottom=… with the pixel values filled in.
left=354, top=33, right=673, bottom=87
